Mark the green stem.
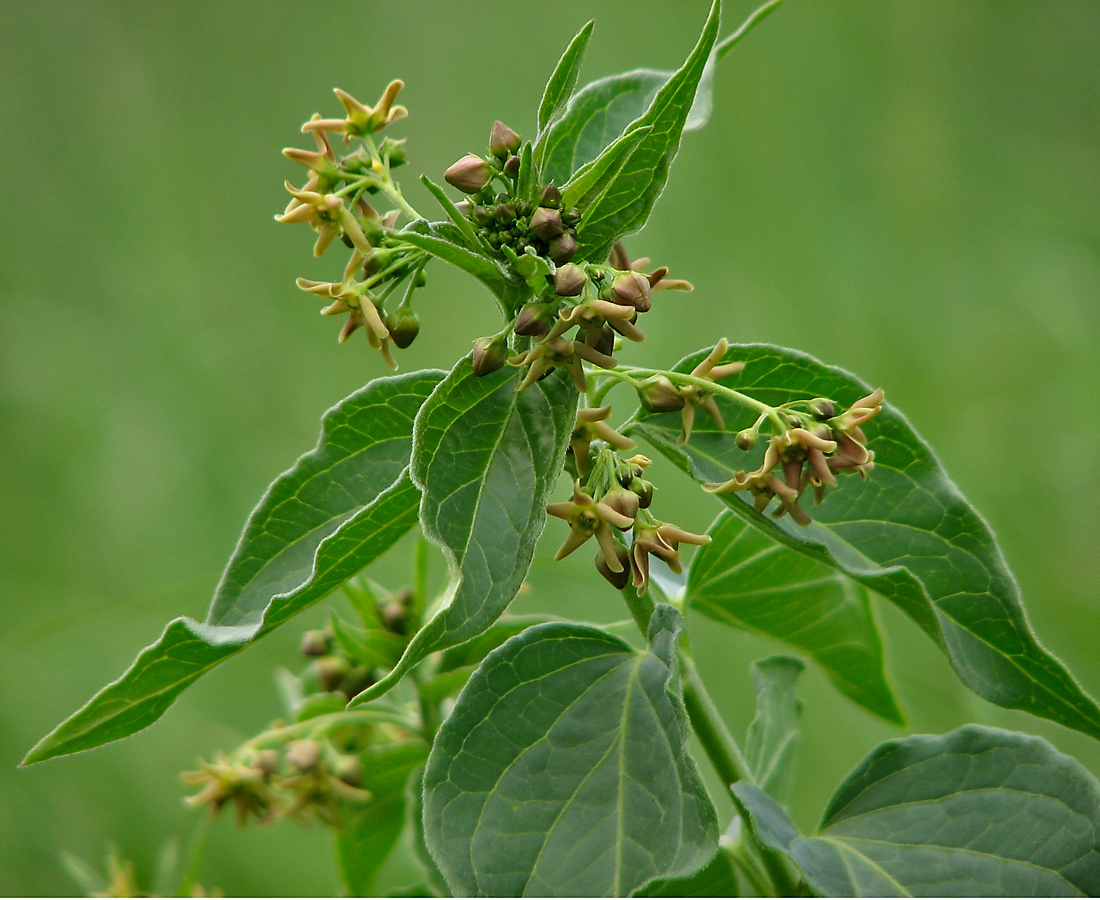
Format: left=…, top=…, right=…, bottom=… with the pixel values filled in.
left=723, top=838, right=773, bottom=897
left=243, top=709, right=416, bottom=750
left=679, top=654, right=753, bottom=786
left=619, top=584, right=656, bottom=637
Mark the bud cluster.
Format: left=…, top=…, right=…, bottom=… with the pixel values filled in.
left=703, top=388, right=884, bottom=525
left=548, top=425, right=709, bottom=595
left=279, top=83, right=428, bottom=368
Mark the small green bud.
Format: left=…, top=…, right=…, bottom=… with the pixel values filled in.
left=553, top=263, right=586, bottom=297
left=735, top=429, right=758, bottom=451
left=384, top=307, right=420, bottom=349
left=612, top=270, right=651, bottom=312
left=286, top=740, right=322, bottom=773
left=529, top=206, right=563, bottom=241
left=548, top=231, right=578, bottom=263
left=495, top=203, right=516, bottom=225
left=489, top=120, right=522, bottom=158
left=629, top=477, right=654, bottom=509
left=539, top=183, right=562, bottom=209
left=514, top=302, right=554, bottom=336
left=808, top=398, right=837, bottom=420
left=444, top=154, right=492, bottom=193
left=315, top=654, right=350, bottom=692
left=472, top=205, right=492, bottom=225
left=472, top=335, right=508, bottom=376
left=378, top=136, right=407, bottom=167
left=562, top=207, right=582, bottom=227
left=516, top=200, right=533, bottom=217
left=638, top=375, right=685, bottom=413
left=414, top=270, right=427, bottom=287
left=300, top=629, right=330, bottom=658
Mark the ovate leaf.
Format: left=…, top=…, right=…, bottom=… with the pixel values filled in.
left=337, top=742, right=428, bottom=897
left=24, top=371, right=441, bottom=764
left=745, top=655, right=804, bottom=803
left=572, top=0, right=721, bottom=263
left=423, top=607, right=718, bottom=897
left=688, top=510, right=902, bottom=724
left=735, top=725, right=1100, bottom=897
left=535, top=20, right=595, bottom=140
left=407, top=764, right=449, bottom=898
left=352, top=359, right=576, bottom=704
left=626, top=343, right=1100, bottom=741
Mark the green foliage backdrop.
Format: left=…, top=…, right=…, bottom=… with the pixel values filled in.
left=3, top=0, right=1099, bottom=894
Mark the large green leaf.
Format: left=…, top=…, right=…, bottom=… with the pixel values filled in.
left=570, top=0, right=721, bottom=263
left=688, top=510, right=902, bottom=724
left=635, top=847, right=741, bottom=897
left=407, top=764, right=449, bottom=898
left=539, top=0, right=782, bottom=187
left=24, top=372, right=441, bottom=765
left=745, top=655, right=804, bottom=804
left=626, top=342, right=1100, bottom=741
left=352, top=358, right=576, bottom=704
left=535, top=20, right=594, bottom=142
left=337, top=742, right=428, bottom=897
left=398, top=219, right=521, bottom=309
left=734, top=725, right=1100, bottom=897
left=423, top=607, right=718, bottom=897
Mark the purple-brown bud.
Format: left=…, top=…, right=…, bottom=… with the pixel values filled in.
left=503, top=155, right=522, bottom=178
left=808, top=398, right=836, bottom=421
left=638, top=376, right=685, bottom=413
left=384, top=307, right=420, bottom=349
left=539, top=183, right=562, bottom=209
left=612, top=271, right=652, bottom=312
left=316, top=655, right=349, bottom=692
left=548, top=232, right=578, bottom=263
left=300, top=629, right=330, bottom=658
left=735, top=429, right=758, bottom=451
left=595, top=545, right=632, bottom=590
left=286, top=740, right=322, bottom=773
left=514, top=303, right=555, bottom=337
left=529, top=207, right=564, bottom=241
left=472, top=335, right=508, bottom=376
left=553, top=263, right=587, bottom=297
left=489, top=121, right=521, bottom=158
left=444, top=154, right=492, bottom=194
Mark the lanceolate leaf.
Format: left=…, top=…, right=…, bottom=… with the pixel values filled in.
left=745, top=655, right=804, bottom=803
left=398, top=219, right=521, bottom=309
left=337, top=742, right=428, bottom=897
left=352, top=359, right=576, bottom=705
left=24, top=372, right=441, bottom=765
left=734, top=725, right=1100, bottom=897
left=626, top=342, right=1100, bottom=742
left=688, top=510, right=903, bottom=724
left=539, top=0, right=782, bottom=187
left=572, top=0, right=721, bottom=263
left=535, top=19, right=595, bottom=142
left=423, top=608, right=718, bottom=897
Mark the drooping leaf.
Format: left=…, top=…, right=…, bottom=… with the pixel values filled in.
left=687, top=510, right=902, bottom=724
left=24, top=372, right=441, bottom=765
left=539, top=0, right=782, bottom=187
left=626, top=342, right=1100, bottom=741
left=338, top=742, right=428, bottom=897
left=735, top=725, right=1100, bottom=897
left=423, top=607, right=718, bottom=897
left=351, top=358, right=576, bottom=705
left=745, top=655, right=804, bottom=804
left=636, top=846, right=742, bottom=897
left=570, top=0, right=721, bottom=263
left=535, top=20, right=595, bottom=142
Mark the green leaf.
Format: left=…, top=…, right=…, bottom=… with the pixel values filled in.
left=331, top=612, right=406, bottom=670
left=398, top=219, right=520, bottom=307
left=734, top=725, right=1100, bottom=897
left=351, top=359, right=577, bottom=705
left=535, top=20, right=595, bottom=141
left=423, top=607, right=718, bottom=897
left=24, top=371, right=441, bottom=765
left=338, top=742, right=428, bottom=897
left=435, top=614, right=554, bottom=673
left=626, top=342, right=1100, bottom=741
left=571, top=0, right=721, bottom=263
left=407, top=764, right=449, bottom=898
left=559, top=125, right=651, bottom=214
left=539, top=0, right=781, bottom=188
left=745, top=655, right=804, bottom=804
left=688, top=510, right=902, bottom=724
left=635, top=846, right=742, bottom=897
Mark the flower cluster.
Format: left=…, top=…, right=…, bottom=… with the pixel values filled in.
left=278, top=83, right=428, bottom=368
left=703, top=388, right=884, bottom=524
left=548, top=425, right=709, bottom=594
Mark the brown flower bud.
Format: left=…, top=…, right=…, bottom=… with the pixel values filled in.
left=444, top=154, right=492, bottom=193
left=384, top=307, right=420, bottom=349
left=472, top=335, right=508, bottom=376
left=514, top=303, right=555, bottom=337
left=548, top=232, right=578, bottom=263
left=286, top=740, right=322, bottom=773
left=539, top=183, right=562, bottom=209
left=529, top=207, right=564, bottom=241
left=638, top=376, right=685, bottom=413
left=553, top=263, right=587, bottom=297
left=382, top=599, right=407, bottom=635
left=489, top=120, right=521, bottom=158
left=300, top=629, right=330, bottom=658
left=735, top=429, right=758, bottom=451
left=503, top=155, right=521, bottom=178
left=595, top=544, right=632, bottom=590
left=612, top=270, right=652, bottom=312
left=252, top=749, right=280, bottom=776
left=316, top=655, right=349, bottom=692
left=808, top=398, right=836, bottom=420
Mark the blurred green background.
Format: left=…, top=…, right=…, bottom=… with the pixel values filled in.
left=3, top=0, right=1100, bottom=894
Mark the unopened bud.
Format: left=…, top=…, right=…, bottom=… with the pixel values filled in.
left=595, top=546, right=632, bottom=590
left=286, top=740, right=321, bottom=773
left=735, top=429, right=758, bottom=451
left=529, top=207, right=563, bottom=241
left=629, top=477, right=654, bottom=509
left=382, top=600, right=407, bottom=634
left=444, top=154, right=492, bottom=194
left=539, top=183, right=562, bottom=209
left=472, top=205, right=493, bottom=226
left=333, top=754, right=363, bottom=787
left=601, top=487, right=640, bottom=524
left=300, top=629, right=330, bottom=658
left=548, top=232, right=578, bottom=263
left=553, top=263, right=587, bottom=297
left=316, top=655, right=350, bottom=692
left=592, top=326, right=615, bottom=358
left=378, top=136, right=407, bottom=167
left=514, top=303, right=555, bottom=337
left=808, top=398, right=837, bottom=420
left=503, top=155, right=521, bottom=178
left=495, top=203, right=516, bottom=226
left=384, top=307, right=420, bottom=349
left=489, top=121, right=521, bottom=158
left=472, top=335, right=507, bottom=376
left=252, top=749, right=280, bottom=776
left=612, top=271, right=652, bottom=312
left=454, top=200, right=472, bottom=217
left=562, top=207, right=582, bottom=227
left=638, top=376, right=685, bottom=413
